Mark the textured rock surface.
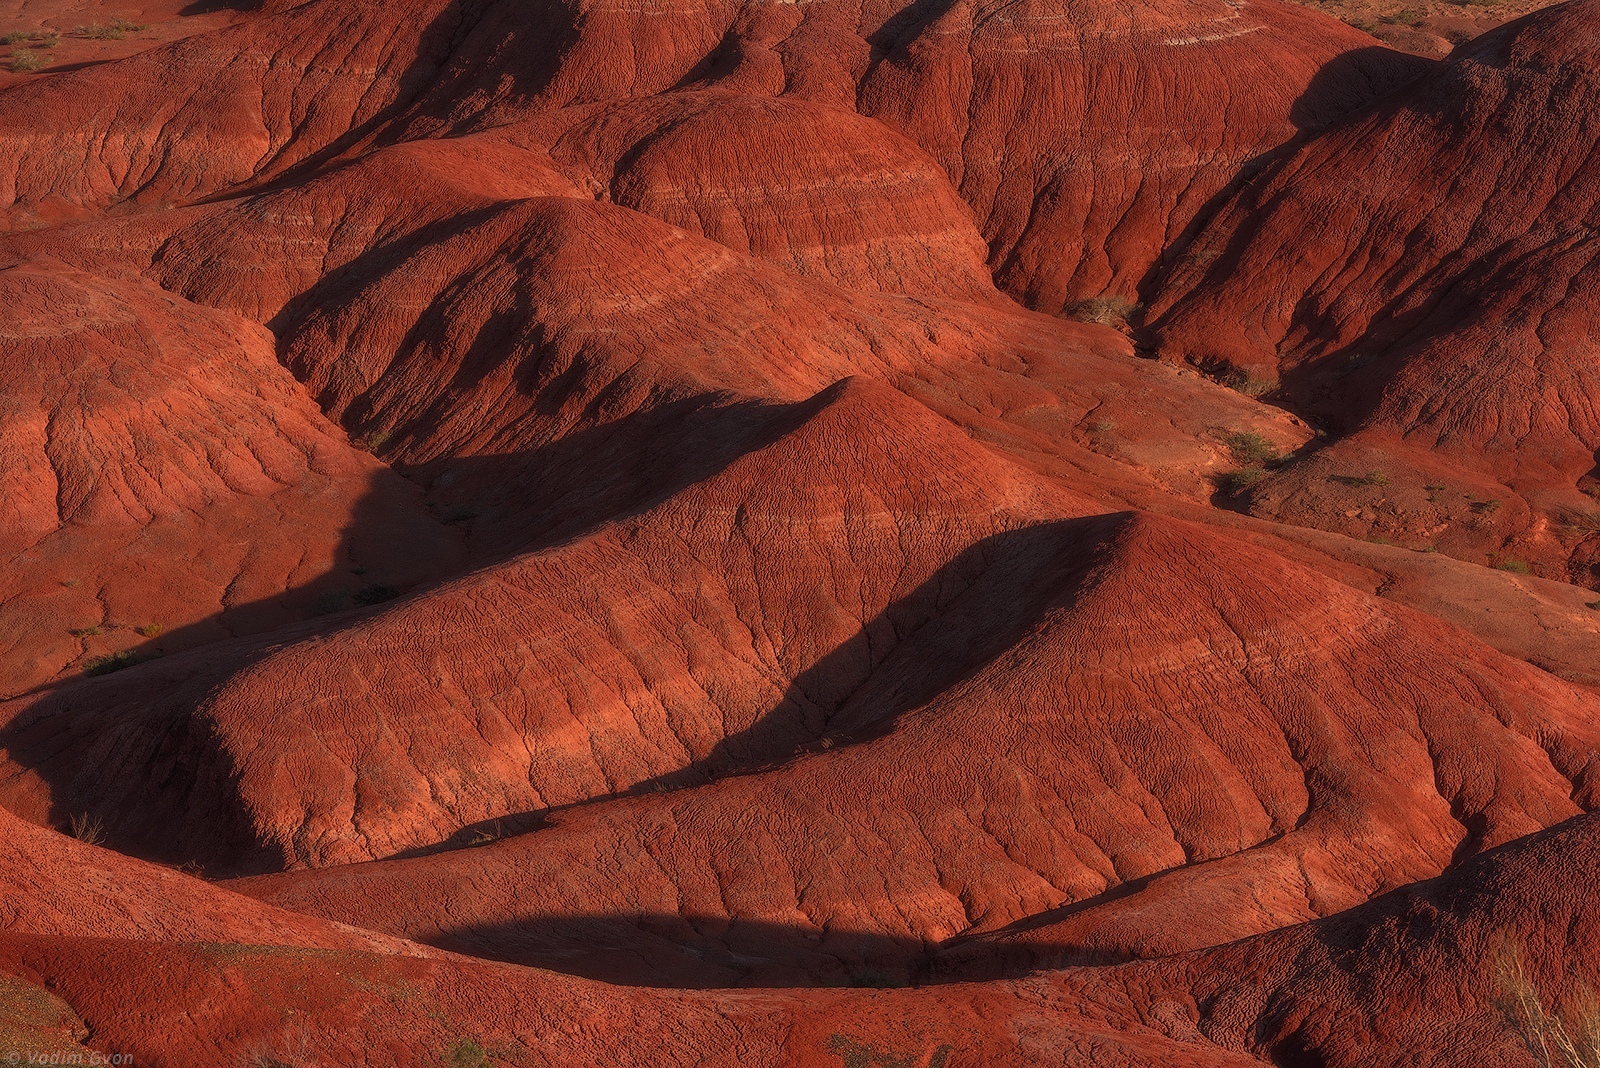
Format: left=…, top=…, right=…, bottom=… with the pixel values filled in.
left=0, top=260, right=461, bottom=695
left=1150, top=0, right=1600, bottom=579
left=0, top=0, right=1597, bottom=1063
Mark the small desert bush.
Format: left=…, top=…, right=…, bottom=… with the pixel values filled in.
left=135, top=623, right=164, bottom=638
left=446, top=1040, right=490, bottom=1068
left=1225, top=431, right=1280, bottom=466
left=1495, top=558, right=1530, bottom=574
left=7, top=30, right=60, bottom=47
left=1219, top=369, right=1278, bottom=398
left=1498, top=942, right=1600, bottom=1068
left=69, top=625, right=103, bottom=637
left=69, top=812, right=105, bottom=846
left=1221, top=467, right=1267, bottom=493
left=354, top=427, right=391, bottom=452
left=1565, top=510, right=1600, bottom=535
left=74, top=19, right=144, bottom=40
left=9, top=47, right=42, bottom=72
left=1064, top=295, right=1140, bottom=327
left=83, top=650, right=156, bottom=676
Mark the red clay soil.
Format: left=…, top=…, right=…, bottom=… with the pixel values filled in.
left=1149, top=0, right=1600, bottom=581
left=3, top=815, right=1596, bottom=1066
left=0, top=0, right=1596, bottom=1064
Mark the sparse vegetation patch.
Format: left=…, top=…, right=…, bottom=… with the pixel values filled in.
left=1498, top=942, right=1600, bottom=1068
left=83, top=650, right=157, bottom=676
left=1221, top=467, right=1267, bottom=493
left=1218, top=368, right=1278, bottom=397
left=1064, top=295, right=1140, bottom=327
left=446, top=1039, right=490, bottom=1068
left=72, top=19, right=146, bottom=40
left=68, top=812, right=104, bottom=846
left=1225, top=431, right=1281, bottom=466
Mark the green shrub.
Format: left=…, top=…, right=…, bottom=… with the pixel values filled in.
left=9, top=47, right=42, bottom=72
left=74, top=20, right=143, bottom=40
left=69, top=625, right=103, bottom=637
left=1221, top=467, right=1267, bottom=493
left=1565, top=511, right=1600, bottom=535
left=1495, top=558, right=1530, bottom=574
left=355, top=428, right=391, bottom=452
left=447, top=1040, right=489, bottom=1068
left=83, top=650, right=156, bottom=676
left=135, top=623, right=164, bottom=638
left=1225, top=431, right=1280, bottom=466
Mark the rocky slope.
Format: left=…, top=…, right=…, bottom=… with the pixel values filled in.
left=1150, top=0, right=1600, bottom=581
left=0, top=0, right=1596, bottom=1064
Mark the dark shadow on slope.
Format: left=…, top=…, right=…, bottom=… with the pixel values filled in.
left=353, top=814, right=1600, bottom=988
left=0, top=390, right=861, bottom=877
left=1287, top=47, right=1433, bottom=134
left=382, top=513, right=1131, bottom=869
left=429, top=906, right=1129, bottom=988
left=436, top=913, right=938, bottom=989
left=192, top=0, right=578, bottom=206
left=434, top=907, right=1129, bottom=989
left=860, top=0, right=960, bottom=86
left=179, top=0, right=263, bottom=12
left=619, top=514, right=1131, bottom=795
left=1137, top=47, right=1430, bottom=313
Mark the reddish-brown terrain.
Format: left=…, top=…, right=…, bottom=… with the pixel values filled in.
left=0, top=0, right=1597, bottom=1064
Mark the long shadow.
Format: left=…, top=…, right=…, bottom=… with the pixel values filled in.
left=0, top=388, right=838, bottom=877
left=432, top=909, right=1129, bottom=989
left=179, top=0, right=263, bottom=12
left=420, top=813, right=1600, bottom=989
left=859, top=0, right=960, bottom=87
left=628, top=514, right=1127, bottom=791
